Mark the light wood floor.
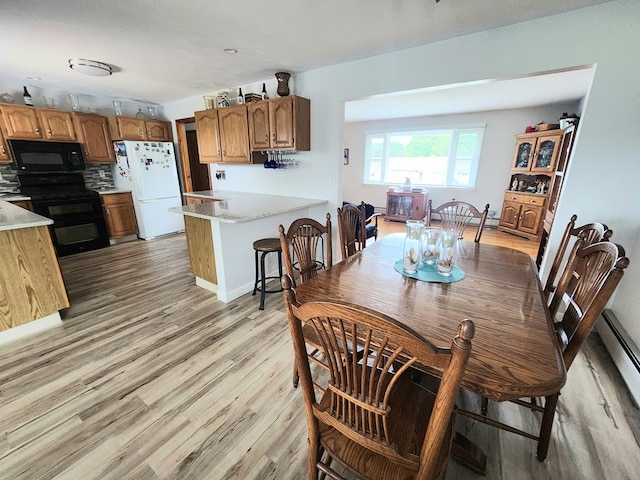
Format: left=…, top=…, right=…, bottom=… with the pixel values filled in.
left=0, top=231, right=638, bottom=479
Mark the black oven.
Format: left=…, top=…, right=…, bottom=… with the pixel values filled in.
left=30, top=196, right=110, bottom=256
left=18, top=173, right=110, bottom=257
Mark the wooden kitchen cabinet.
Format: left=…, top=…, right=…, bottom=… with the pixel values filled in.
left=385, top=191, right=428, bottom=222
left=0, top=126, right=9, bottom=162
left=101, top=192, right=138, bottom=238
left=9, top=200, right=33, bottom=211
left=73, top=113, right=114, bottom=163
left=248, top=95, right=310, bottom=151
left=107, top=116, right=172, bottom=142
left=194, top=109, right=222, bottom=163
left=0, top=104, right=77, bottom=141
left=218, top=104, right=252, bottom=163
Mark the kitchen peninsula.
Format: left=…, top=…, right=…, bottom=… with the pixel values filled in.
left=0, top=200, right=69, bottom=343
left=171, top=191, right=328, bottom=302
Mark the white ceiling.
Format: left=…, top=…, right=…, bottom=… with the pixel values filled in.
left=0, top=0, right=607, bottom=112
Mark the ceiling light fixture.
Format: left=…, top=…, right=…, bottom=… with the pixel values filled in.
left=68, top=58, right=112, bottom=76
left=223, top=48, right=238, bottom=54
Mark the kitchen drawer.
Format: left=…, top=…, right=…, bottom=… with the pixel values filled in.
left=101, top=192, right=131, bottom=205
left=504, top=192, right=546, bottom=206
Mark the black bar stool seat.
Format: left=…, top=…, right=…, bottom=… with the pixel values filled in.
left=252, top=238, right=283, bottom=310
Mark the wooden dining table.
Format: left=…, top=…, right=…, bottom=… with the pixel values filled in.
left=294, top=233, right=566, bottom=473
left=294, top=233, right=566, bottom=403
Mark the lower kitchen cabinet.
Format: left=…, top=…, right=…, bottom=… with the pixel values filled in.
left=385, top=191, right=428, bottom=222
left=101, top=192, right=138, bottom=238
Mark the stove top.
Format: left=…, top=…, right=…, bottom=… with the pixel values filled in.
left=17, top=172, right=98, bottom=201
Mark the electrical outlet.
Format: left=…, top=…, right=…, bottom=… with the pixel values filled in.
left=99, top=170, right=106, bottom=178
left=215, top=170, right=226, bottom=180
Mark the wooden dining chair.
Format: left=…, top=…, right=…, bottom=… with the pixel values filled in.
left=279, top=214, right=333, bottom=388
left=278, top=213, right=332, bottom=288
left=459, top=240, right=629, bottom=462
left=337, top=202, right=367, bottom=260
left=425, top=200, right=490, bottom=242
left=542, top=214, right=612, bottom=301
left=282, top=274, right=475, bottom=480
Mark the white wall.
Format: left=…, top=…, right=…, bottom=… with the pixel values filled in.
left=160, top=1, right=639, bottom=385
left=342, top=103, right=579, bottom=213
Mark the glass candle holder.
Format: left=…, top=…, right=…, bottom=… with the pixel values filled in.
left=403, top=220, right=424, bottom=274
left=69, top=94, right=80, bottom=111
left=437, top=230, right=458, bottom=276
left=112, top=101, right=123, bottom=116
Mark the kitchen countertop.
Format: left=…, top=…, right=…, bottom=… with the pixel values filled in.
left=173, top=190, right=328, bottom=223
left=0, top=193, right=31, bottom=201
left=0, top=200, right=53, bottom=232
left=97, top=189, right=132, bottom=195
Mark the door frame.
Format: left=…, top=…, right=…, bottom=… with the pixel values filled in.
left=175, top=117, right=211, bottom=198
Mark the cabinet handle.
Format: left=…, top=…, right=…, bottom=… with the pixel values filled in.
left=35, top=127, right=40, bottom=134
left=1, top=145, right=5, bottom=154
left=265, top=134, right=269, bottom=143
left=272, top=133, right=276, bottom=142
left=139, top=128, right=144, bottom=137
left=47, top=128, right=52, bottom=136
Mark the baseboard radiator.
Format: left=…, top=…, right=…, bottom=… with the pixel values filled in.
left=598, top=309, right=640, bottom=406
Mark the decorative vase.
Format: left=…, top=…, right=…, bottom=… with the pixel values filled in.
left=275, top=72, right=291, bottom=97
left=437, top=230, right=458, bottom=276
left=403, top=221, right=424, bottom=274
left=421, top=228, right=441, bottom=266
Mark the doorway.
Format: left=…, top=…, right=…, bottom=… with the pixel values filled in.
left=175, top=117, right=211, bottom=201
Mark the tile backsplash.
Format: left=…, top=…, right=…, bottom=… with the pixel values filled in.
left=0, top=163, right=115, bottom=194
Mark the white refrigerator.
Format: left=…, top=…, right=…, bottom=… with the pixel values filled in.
left=113, top=141, right=184, bottom=240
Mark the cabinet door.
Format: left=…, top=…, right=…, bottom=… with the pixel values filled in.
left=73, top=113, right=114, bottom=163
left=512, top=137, right=535, bottom=171
left=38, top=109, right=77, bottom=141
left=518, top=205, right=544, bottom=235
left=499, top=201, right=521, bottom=229
left=194, top=110, right=222, bottom=163
left=218, top=105, right=250, bottom=163
left=102, top=193, right=138, bottom=238
left=0, top=105, right=42, bottom=139
left=145, top=120, right=171, bottom=141
left=0, top=127, right=9, bottom=162
left=269, top=97, right=296, bottom=149
left=248, top=102, right=271, bottom=150
left=531, top=133, right=562, bottom=173
left=116, top=117, right=146, bottom=140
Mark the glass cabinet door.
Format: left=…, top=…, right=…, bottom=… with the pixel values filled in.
left=531, top=133, right=562, bottom=173
left=512, top=138, right=535, bottom=171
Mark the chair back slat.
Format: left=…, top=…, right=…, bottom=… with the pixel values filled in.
left=425, top=200, right=489, bottom=242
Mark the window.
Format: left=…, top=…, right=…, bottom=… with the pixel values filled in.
left=363, top=126, right=485, bottom=188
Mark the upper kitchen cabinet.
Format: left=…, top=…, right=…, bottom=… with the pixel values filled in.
left=107, top=116, right=172, bottom=142
left=0, top=127, right=9, bottom=162
left=0, top=104, right=76, bottom=141
left=194, top=109, right=221, bottom=164
left=248, top=95, right=310, bottom=151
left=218, top=104, right=252, bottom=163
left=511, top=131, right=564, bottom=174
left=73, top=113, right=114, bottom=163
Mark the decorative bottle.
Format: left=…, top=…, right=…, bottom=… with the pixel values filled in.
left=23, top=86, right=33, bottom=106
left=261, top=83, right=268, bottom=100
left=237, top=88, right=244, bottom=105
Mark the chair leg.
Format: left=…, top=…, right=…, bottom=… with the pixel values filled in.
left=252, top=249, right=259, bottom=295
left=259, top=251, right=267, bottom=310
left=481, top=396, right=489, bottom=416
left=537, top=393, right=559, bottom=461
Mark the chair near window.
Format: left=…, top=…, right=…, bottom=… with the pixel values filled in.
left=279, top=214, right=333, bottom=388
left=459, top=240, right=629, bottom=461
left=425, top=200, right=489, bottom=242
left=337, top=202, right=367, bottom=260
left=281, top=274, right=475, bottom=480
left=542, top=214, right=612, bottom=302
left=343, top=200, right=382, bottom=243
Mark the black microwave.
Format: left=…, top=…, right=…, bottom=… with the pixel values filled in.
left=8, top=139, right=85, bottom=171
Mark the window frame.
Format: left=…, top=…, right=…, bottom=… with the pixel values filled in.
left=362, top=124, right=486, bottom=189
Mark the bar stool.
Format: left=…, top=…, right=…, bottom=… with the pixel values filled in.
left=252, top=238, right=283, bottom=310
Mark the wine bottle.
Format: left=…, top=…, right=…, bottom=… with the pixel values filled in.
left=237, top=88, right=244, bottom=105
left=23, top=86, right=33, bottom=106
left=261, top=83, right=268, bottom=100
